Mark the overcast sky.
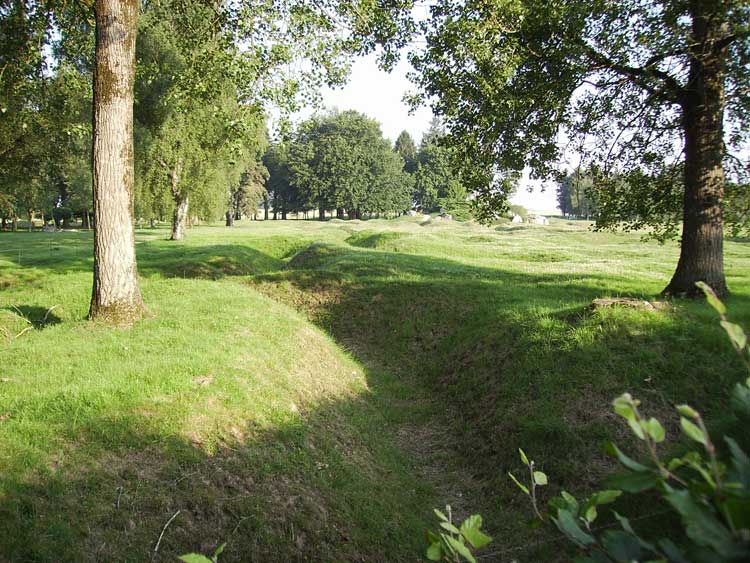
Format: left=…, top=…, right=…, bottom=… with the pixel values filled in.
left=310, top=53, right=560, bottom=214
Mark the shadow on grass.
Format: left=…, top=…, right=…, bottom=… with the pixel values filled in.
left=0, top=394, right=431, bottom=563
left=3, top=305, right=63, bottom=328
left=251, top=243, right=750, bottom=550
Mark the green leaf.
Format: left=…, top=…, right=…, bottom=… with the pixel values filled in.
left=603, top=442, right=649, bottom=472
left=440, top=521, right=461, bottom=534
left=508, top=472, right=530, bottom=495
left=593, top=490, right=622, bottom=505
left=605, top=470, right=660, bottom=493
left=720, top=321, right=748, bottom=351
left=519, top=448, right=529, bottom=466
left=725, top=437, right=750, bottom=489
left=426, top=541, right=443, bottom=561
left=676, top=404, right=699, bottom=419
left=445, top=535, right=476, bottom=563
left=560, top=490, right=580, bottom=515
left=731, top=380, right=750, bottom=420
left=680, top=417, right=707, bottom=445
left=644, top=418, right=665, bottom=443
left=533, top=471, right=548, bottom=486
left=627, top=417, right=646, bottom=440
left=553, top=509, right=595, bottom=547
left=460, top=522, right=492, bottom=550
left=460, top=515, right=491, bottom=549
left=213, top=543, right=226, bottom=558
left=696, top=281, right=726, bottom=315
left=179, top=555, right=213, bottom=563
left=658, top=539, right=690, bottom=563
left=664, top=489, right=734, bottom=554
left=601, top=530, right=642, bottom=561
left=434, top=508, right=449, bottom=522
left=584, top=504, right=597, bottom=524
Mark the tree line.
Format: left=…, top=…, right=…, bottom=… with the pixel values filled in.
left=259, top=114, right=467, bottom=222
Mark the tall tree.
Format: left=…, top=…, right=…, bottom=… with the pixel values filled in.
left=394, top=130, right=418, bottom=173
left=381, top=0, right=750, bottom=296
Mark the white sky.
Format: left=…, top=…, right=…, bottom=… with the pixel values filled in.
left=309, top=53, right=561, bottom=214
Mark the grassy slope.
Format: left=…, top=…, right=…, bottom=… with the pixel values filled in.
left=1, top=218, right=750, bottom=561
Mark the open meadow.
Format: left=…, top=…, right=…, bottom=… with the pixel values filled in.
left=2, top=217, right=750, bottom=561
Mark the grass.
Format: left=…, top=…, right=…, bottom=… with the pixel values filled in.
left=1, top=217, right=750, bottom=561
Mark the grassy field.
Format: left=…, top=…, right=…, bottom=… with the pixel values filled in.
left=1, top=217, right=750, bottom=562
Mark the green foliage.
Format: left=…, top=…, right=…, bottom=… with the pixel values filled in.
left=286, top=110, right=413, bottom=217
left=503, top=284, right=750, bottom=562
left=557, top=170, right=598, bottom=220
left=414, top=128, right=467, bottom=215
left=394, top=130, right=418, bottom=174
left=180, top=542, right=225, bottom=563
left=425, top=506, right=492, bottom=563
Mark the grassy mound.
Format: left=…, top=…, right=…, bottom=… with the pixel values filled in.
left=0, top=232, right=430, bottom=562
left=345, top=230, right=407, bottom=250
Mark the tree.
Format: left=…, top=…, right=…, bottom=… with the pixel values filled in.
left=557, top=170, right=597, bottom=219
left=414, top=133, right=465, bottom=214
left=264, top=143, right=297, bottom=220
left=390, top=0, right=750, bottom=297
left=394, top=130, right=418, bottom=174
left=89, top=0, right=143, bottom=322
left=288, top=110, right=412, bottom=219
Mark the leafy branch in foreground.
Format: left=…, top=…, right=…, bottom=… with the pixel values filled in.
left=427, top=282, right=750, bottom=562
left=424, top=505, right=492, bottom=563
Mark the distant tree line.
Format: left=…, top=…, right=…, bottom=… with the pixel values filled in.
left=260, top=114, right=469, bottom=221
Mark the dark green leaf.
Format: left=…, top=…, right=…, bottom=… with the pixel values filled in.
left=604, top=442, right=649, bottom=472
left=664, top=489, right=734, bottom=554
left=553, top=509, right=595, bottom=547
left=605, top=470, right=660, bottom=493
left=601, top=530, right=642, bottom=562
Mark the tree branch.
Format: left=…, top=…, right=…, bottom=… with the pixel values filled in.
left=583, top=44, right=684, bottom=103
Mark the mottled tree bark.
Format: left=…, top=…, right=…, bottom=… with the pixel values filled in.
left=89, top=0, right=144, bottom=323
left=168, top=159, right=187, bottom=241
left=225, top=210, right=234, bottom=226
left=664, top=1, right=729, bottom=297
left=171, top=194, right=189, bottom=240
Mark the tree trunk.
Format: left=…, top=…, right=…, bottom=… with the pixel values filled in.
left=89, top=0, right=143, bottom=323
left=282, top=207, right=287, bottom=220
left=11, top=215, right=17, bottom=231
left=82, top=208, right=91, bottom=230
left=171, top=193, right=189, bottom=240
left=167, top=158, right=187, bottom=240
left=225, top=210, right=234, bottom=227
left=1, top=217, right=6, bottom=231
left=336, top=207, right=344, bottom=219
left=27, top=209, right=33, bottom=232
left=149, top=217, right=156, bottom=228
left=264, top=198, right=269, bottom=220
left=318, top=206, right=325, bottom=221
left=663, top=4, right=728, bottom=297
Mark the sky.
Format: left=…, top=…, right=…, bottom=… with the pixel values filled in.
left=311, top=54, right=561, bottom=214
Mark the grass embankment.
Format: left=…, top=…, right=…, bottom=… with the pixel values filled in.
left=1, top=218, right=750, bottom=561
